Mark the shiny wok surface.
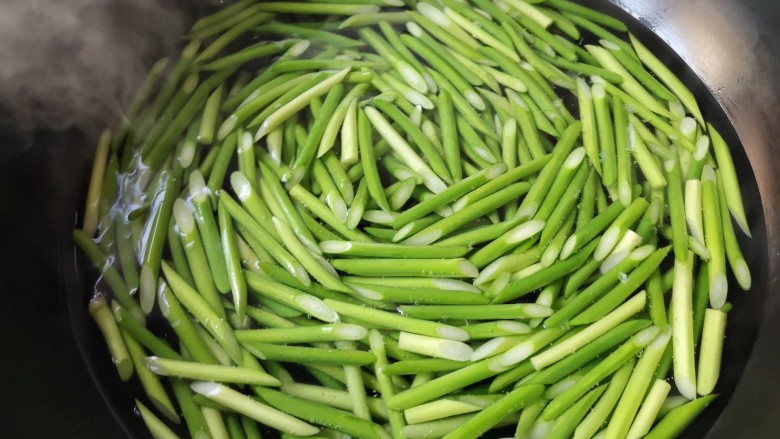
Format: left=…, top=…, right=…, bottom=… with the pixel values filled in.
left=1, top=0, right=777, bottom=437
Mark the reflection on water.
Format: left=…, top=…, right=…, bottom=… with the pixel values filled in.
left=609, top=0, right=778, bottom=241
left=610, top=0, right=754, bottom=93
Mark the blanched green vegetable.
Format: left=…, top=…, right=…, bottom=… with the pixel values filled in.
left=75, top=1, right=753, bottom=437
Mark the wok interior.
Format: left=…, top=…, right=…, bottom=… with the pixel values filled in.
left=64, top=1, right=769, bottom=437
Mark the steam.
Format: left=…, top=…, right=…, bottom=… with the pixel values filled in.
left=0, top=0, right=192, bottom=139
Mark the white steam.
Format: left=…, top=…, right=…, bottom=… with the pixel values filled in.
left=0, top=0, right=193, bottom=138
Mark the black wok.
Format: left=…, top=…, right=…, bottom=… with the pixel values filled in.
left=1, top=0, right=777, bottom=437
